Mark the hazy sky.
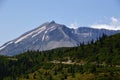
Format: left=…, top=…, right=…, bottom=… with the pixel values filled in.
left=0, top=0, right=120, bottom=45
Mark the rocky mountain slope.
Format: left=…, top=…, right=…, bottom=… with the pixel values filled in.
left=0, top=21, right=120, bottom=55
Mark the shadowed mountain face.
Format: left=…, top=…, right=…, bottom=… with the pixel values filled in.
left=0, top=21, right=120, bottom=56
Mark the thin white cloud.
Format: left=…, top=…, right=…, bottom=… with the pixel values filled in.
left=111, top=17, right=118, bottom=23
left=68, top=22, right=79, bottom=29
left=91, top=17, right=120, bottom=30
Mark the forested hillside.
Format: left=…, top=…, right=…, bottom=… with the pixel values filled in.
left=0, top=33, right=120, bottom=80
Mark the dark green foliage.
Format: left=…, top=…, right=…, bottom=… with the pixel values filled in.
left=0, top=33, right=120, bottom=79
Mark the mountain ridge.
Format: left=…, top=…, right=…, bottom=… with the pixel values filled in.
left=1, top=32, right=120, bottom=80
left=0, top=21, right=120, bottom=56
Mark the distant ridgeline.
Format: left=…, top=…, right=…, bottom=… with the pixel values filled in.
left=0, top=33, right=120, bottom=80
left=0, top=21, right=120, bottom=55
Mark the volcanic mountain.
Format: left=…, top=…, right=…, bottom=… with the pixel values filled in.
left=0, top=21, right=120, bottom=56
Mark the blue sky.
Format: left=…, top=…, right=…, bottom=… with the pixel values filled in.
left=0, top=0, right=120, bottom=46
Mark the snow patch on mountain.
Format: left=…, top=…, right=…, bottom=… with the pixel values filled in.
left=42, top=26, right=56, bottom=41
left=0, top=41, right=13, bottom=50
left=45, top=35, right=49, bottom=40
left=0, top=46, right=6, bottom=50
left=15, top=26, right=46, bottom=43
left=49, top=26, right=56, bottom=32
left=42, top=30, right=48, bottom=41
left=31, top=26, right=46, bottom=38
left=81, top=32, right=92, bottom=37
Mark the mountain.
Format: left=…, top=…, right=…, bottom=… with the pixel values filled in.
left=0, top=21, right=120, bottom=56
left=0, top=33, right=120, bottom=80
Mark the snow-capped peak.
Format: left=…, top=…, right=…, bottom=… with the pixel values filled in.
left=0, top=21, right=120, bottom=56
left=14, top=21, right=58, bottom=43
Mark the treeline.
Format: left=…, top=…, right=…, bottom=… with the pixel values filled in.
left=0, top=33, right=120, bottom=80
